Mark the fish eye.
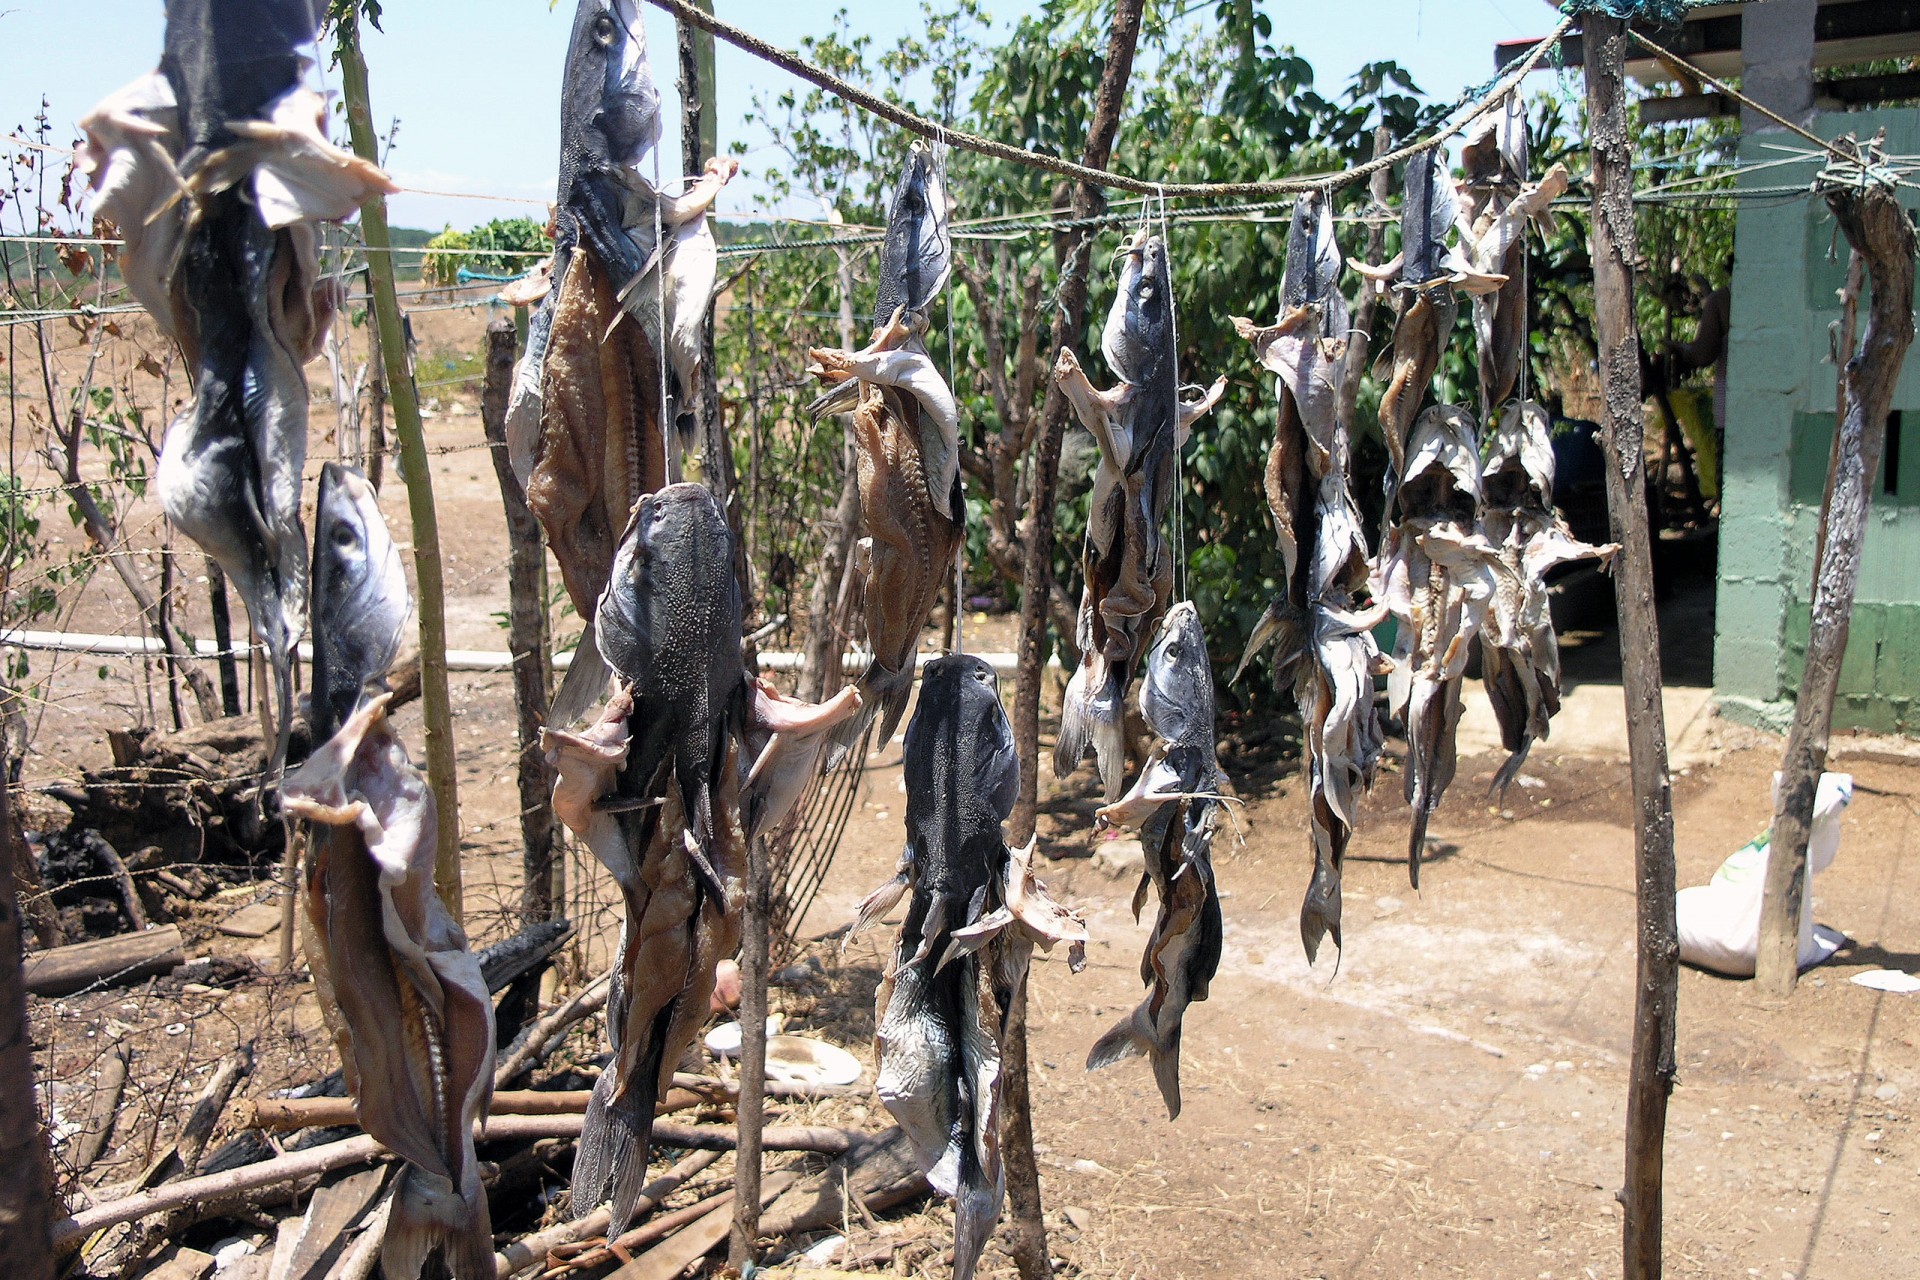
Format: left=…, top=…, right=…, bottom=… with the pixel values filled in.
left=594, top=14, right=617, bottom=45
left=330, top=525, right=358, bottom=551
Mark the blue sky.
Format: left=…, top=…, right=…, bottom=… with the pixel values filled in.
left=1, top=1, right=1567, bottom=231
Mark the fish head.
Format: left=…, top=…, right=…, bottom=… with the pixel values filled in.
left=1140, top=601, right=1214, bottom=748
left=310, top=462, right=411, bottom=740
left=1102, top=229, right=1173, bottom=385
left=908, top=654, right=1019, bottom=823
left=562, top=0, right=661, bottom=173
left=1399, top=150, right=1459, bottom=289
left=635, top=480, right=732, bottom=563
left=874, top=141, right=952, bottom=327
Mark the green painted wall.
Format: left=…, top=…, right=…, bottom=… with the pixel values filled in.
left=1716, top=108, right=1920, bottom=735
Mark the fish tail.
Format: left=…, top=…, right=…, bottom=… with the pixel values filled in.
left=1488, top=739, right=1533, bottom=804
left=1089, top=667, right=1126, bottom=804
left=548, top=619, right=611, bottom=728
left=1150, top=1024, right=1186, bottom=1121
left=951, top=1173, right=1005, bottom=1280
left=1085, top=999, right=1153, bottom=1072
left=824, top=659, right=911, bottom=769
left=381, top=1164, right=494, bottom=1280
left=1052, top=659, right=1096, bottom=779
left=1299, top=853, right=1344, bottom=964
left=573, top=1067, right=657, bottom=1236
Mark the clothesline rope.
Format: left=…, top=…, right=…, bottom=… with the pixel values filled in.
left=638, top=0, right=1576, bottom=199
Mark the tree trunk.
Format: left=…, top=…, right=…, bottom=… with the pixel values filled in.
left=480, top=317, right=558, bottom=923
left=0, top=737, right=55, bottom=1275
left=1584, top=18, right=1680, bottom=1279
left=336, top=13, right=464, bottom=922
left=1002, top=19, right=1145, bottom=1280
left=1338, top=127, right=1393, bottom=431
left=1756, top=141, right=1915, bottom=996
left=728, top=835, right=773, bottom=1271
left=1008, top=0, right=1144, bottom=846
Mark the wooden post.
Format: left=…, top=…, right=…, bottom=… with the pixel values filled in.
left=334, top=10, right=465, bottom=921
left=728, top=838, right=772, bottom=1271
left=1756, top=139, right=1916, bottom=996
left=1000, top=17, right=1144, bottom=1279
left=0, top=738, right=55, bottom=1275
left=206, top=559, right=242, bottom=716
left=480, top=317, right=558, bottom=923
left=1008, top=0, right=1144, bottom=848
left=1583, top=17, right=1681, bottom=1279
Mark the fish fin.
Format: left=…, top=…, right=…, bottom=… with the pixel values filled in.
left=1234, top=598, right=1303, bottom=685
left=849, top=847, right=914, bottom=943
left=573, top=1062, right=658, bottom=1236
left=381, top=1164, right=492, bottom=1280
left=681, top=823, right=728, bottom=905
left=549, top=620, right=611, bottom=728
left=1130, top=870, right=1152, bottom=922
left=1053, top=659, right=1097, bottom=778
left=938, top=906, right=1013, bottom=972
left=824, top=658, right=912, bottom=769
left=1085, top=1000, right=1153, bottom=1072
left=1089, top=669, right=1126, bottom=805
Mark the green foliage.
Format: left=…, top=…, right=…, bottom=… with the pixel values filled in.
left=420, top=217, right=552, bottom=287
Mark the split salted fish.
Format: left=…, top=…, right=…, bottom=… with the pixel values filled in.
left=544, top=481, right=749, bottom=1234
left=1374, top=405, right=1505, bottom=884
left=81, top=0, right=392, bottom=777
left=1233, top=191, right=1348, bottom=687
left=1478, top=402, right=1618, bottom=795
left=850, top=656, right=1085, bottom=1280
left=1088, top=602, right=1222, bottom=1118
left=510, top=0, right=737, bottom=727
left=1054, top=231, right=1224, bottom=800
left=1459, top=97, right=1571, bottom=413
left=282, top=469, right=493, bottom=1279
left=806, top=143, right=962, bottom=760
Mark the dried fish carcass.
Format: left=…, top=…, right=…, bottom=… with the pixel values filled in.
left=543, top=482, right=748, bottom=1234
left=1458, top=97, right=1571, bottom=414
left=1088, top=602, right=1223, bottom=1118
left=807, top=143, right=963, bottom=759
left=1353, top=150, right=1504, bottom=479
left=1054, top=231, right=1225, bottom=799
left=508, top=0, right=738, bottom=726
left=81, top=0, right=393, bottom=775
left=282, top=468, right=493, bottom=1279
left=1233, top=190, right=1349, bottom=687
left=1374, top=405, right=1506, bottom=884
left=1478, top=402, right=1619, bottom=794
left=850, top=656, right=1085, bottom=1280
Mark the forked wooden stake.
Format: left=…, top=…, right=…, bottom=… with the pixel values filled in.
left=1583, top=15, right=1680, bottom=1279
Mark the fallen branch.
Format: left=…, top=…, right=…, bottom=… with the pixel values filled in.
left=71, top=1038, right=130, bottom=1175
left=492, top=974, right=610, bottom=1087
left=584, top=1170, right=799, bottom=1279
left=236, top=1086, right=710, bottom=1132
left=756, top=1126, right=928, bottom=1238
left=494, top=1149, right=723, bottom=1279
left=25, top=925, right=184, bottom=998
left=671, top=1071, right=860, bottom=1101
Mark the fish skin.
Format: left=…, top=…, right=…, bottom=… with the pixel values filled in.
left=866, top=655, right=1084, bottom=1280
left=1052, top=234, right=1223, bottom=799
left=282, top=695, right=495, bottom=1280
left=596, top=482, right=745, bottom=899
left=1477, top=402, right=1617, bottom=796
left=1086, top=603, right=1224, bottom=1119
left=308, top=463, right=411, bottom=744
left=808, top=313, right=964, bottom=763
left=873, top=141, right=952, bottom=332
left=1375, top=406, right=1504, bottom=884
left=741, top=678, right=862, bottom=845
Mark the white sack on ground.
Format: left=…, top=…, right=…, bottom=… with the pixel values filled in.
left=1676, top=771, right=1853, bottom=977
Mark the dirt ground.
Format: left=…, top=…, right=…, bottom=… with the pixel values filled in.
left=12, top=306, right=1920, bottom=1278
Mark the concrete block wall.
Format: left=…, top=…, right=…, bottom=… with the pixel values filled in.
left=1715, top=107, right=1920, bottom=735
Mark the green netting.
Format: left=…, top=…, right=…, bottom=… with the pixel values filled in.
left=1560, top=0, right=1696, bottom=22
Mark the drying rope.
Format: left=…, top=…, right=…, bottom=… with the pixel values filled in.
left=639, top=0, right=1576, bottom=199
left=1155, top=185, right=1190, bottom=607
left=933, top=128, right=965, bottom=657
left=1625, top=28, right=1850, bottom=164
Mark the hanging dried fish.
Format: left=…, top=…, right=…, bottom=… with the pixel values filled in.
left=1459, top=97, right=1571, bottom=413
left=1088, top=602, right=1222, bottom=1118
left=282, top=469, right=493, bottom=1279
left=508, top=0, right=737, bottom=727
left=806, top=143, right=962, bottom=760
left=1374, top=405, right=1506, bottom=883
left=1234, top=191, right=1349, bottom=686
left=81, top=0, right=393, bottom=776
left=1353, top=150, right=1503, bottom=478
left=1478, top=402, right=1619, bottom=794
left=849, top=656, right=1085, bottom=1280
left=542, top=482, right=748, bottom=1235
left=1054, top=231, right=1224, bottom=800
